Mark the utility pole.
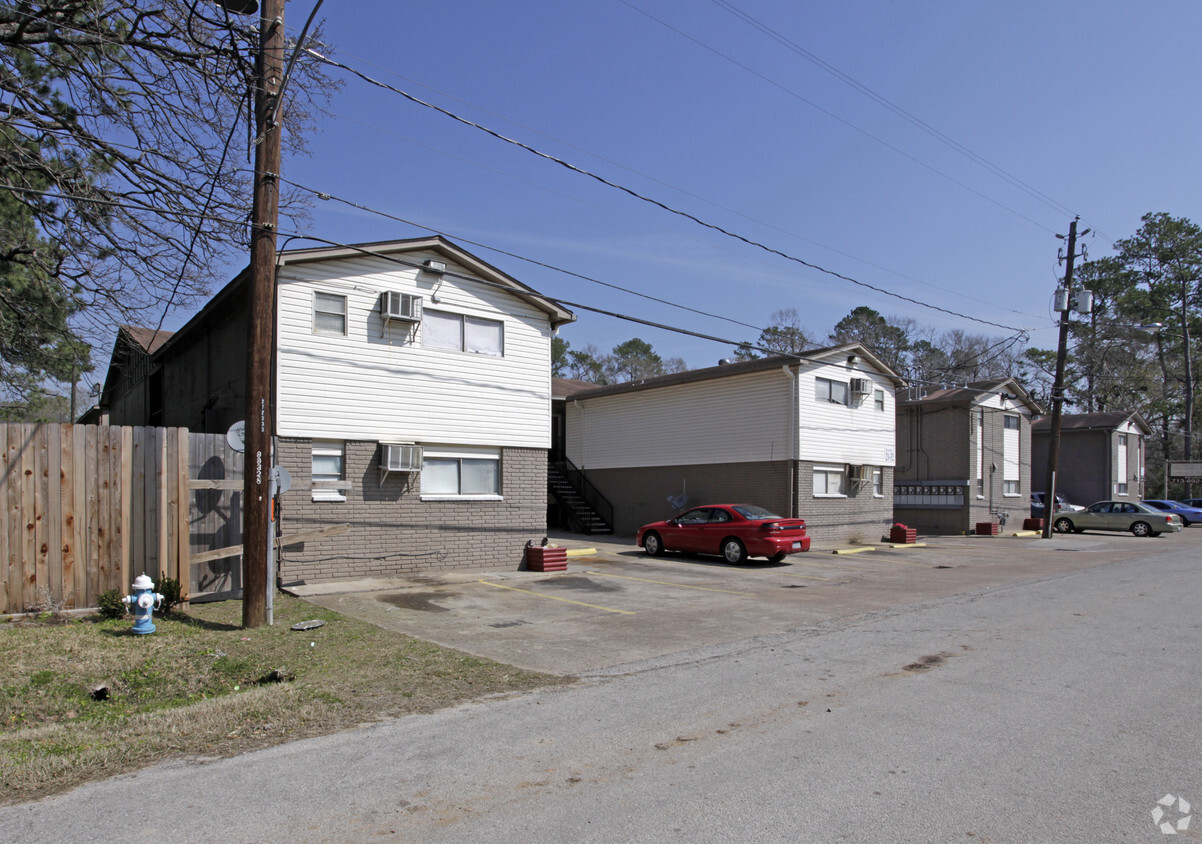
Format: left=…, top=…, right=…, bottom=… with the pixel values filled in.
left=1042, top=218, right=1082, bottom=539
left=242, top=0, right=284, bottom=628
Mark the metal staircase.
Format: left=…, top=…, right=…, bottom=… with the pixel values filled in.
left=548, top=460, right=613, bottom=535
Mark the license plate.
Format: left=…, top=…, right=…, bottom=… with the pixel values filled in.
left=792, top=542, right=801, bottom=549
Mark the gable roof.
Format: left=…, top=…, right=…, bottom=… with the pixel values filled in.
left=560, top=343, right=906, bottom=401
left=97, top=325, right=176, bottom=409
left=898, top=377, right=1043, bottom=414
left=1031, top=410, right=1151, bottom=435
left=275, top=236, right=575, bottom=328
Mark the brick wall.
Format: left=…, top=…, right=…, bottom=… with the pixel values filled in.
left=794, top=464, right=895, bottom=545
left=277, top=438, right=547, bottom=584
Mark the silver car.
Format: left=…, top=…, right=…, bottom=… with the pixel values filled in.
left=1052, top=500, right=1183, bottom=537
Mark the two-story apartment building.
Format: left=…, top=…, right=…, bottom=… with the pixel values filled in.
left=894, top=378, right=1042, bottom=534
left=101, top=236, right=575, bottom=584
left=1031, top=411, right=1149, bottom=505
left=562, top=345, right=905, bottom=545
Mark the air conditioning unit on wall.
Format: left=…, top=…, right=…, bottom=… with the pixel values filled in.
left=381, top=443, right=423, bottom=472
left=849, top=377, right=871, bottom=395
left=379, top=291, right=422, bottom=322
left=846, top=464, right=868, bottom=481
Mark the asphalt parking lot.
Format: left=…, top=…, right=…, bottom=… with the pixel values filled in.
left=293, top=528, right=1197, bottom=675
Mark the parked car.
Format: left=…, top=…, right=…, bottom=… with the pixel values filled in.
left=638, top=504, right=811, bottom=564
left=1051, top=500, right=1183, bottom=537
left=1141, top=499, right=1202, bottom=526
left=1030, top=491, right=1085, bottom=518
left=1180, top=498, right=1202, bottom=511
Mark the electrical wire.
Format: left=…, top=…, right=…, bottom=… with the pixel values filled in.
left=305, top=47, right=1028, bottom=335
left=280, top=21, right=1049, bottom=325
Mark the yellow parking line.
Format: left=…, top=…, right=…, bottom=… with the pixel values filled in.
left=477, top=580, right=635, bottom=614
left=775, top=571, right=840, bottom=581
left=585, top=571, right=754, bottom=597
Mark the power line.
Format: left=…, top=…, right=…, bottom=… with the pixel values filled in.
left=615, top=0, right=1057, bottom=235
left=306, top=47, right=1027, bottom=335
left=286, top=25, right=1047, bottom=325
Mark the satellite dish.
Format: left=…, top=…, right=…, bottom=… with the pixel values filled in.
left=667, top=479, right=688, bottom=511
left=226, top=420, right=246, bottom=453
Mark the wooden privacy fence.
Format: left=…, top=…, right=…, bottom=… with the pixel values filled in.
left=0, top=423, right=190, bottom=615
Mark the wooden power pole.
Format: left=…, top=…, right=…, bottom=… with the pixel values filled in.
left=1041, top=218, right=1081, bottom=539
left=242, top=0, right=284, bottom=628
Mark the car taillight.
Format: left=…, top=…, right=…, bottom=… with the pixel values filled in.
left=763, top=522, right=781, bottom=531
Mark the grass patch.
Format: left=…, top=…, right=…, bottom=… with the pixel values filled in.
left=0, top=593, right=566, bottom=804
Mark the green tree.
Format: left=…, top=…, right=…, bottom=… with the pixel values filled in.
left=828, top=306, right=910, bottom=372
left=1113, top=213, right=1202, bottom=471
left=0, top=1, right=337, bottom=390
left=551, top=336, right=569, bottom=377
left=733, top=308, right=813, bottom=361
left=606, top=338, right=664, bottom=383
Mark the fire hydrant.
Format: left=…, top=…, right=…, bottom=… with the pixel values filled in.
left=123, top=574, right=164, bottom=635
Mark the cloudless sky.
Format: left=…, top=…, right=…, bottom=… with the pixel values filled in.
left=171, top=0, right=1202, bottom=375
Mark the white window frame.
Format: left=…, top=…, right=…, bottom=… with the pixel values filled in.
left=1002, top=413, right=1020, bottom=495
left=313, top=292, right=347, bottom=336
left=422, top=310, right=504, bottom=356
left=872, top=467, right=883, bottom=497
left=813, top=464, right=846, bottom=498
left=420, top=446, right=502, bottom=501
left=976, top=410, right=985, bottom=498
left=815, top=378, right=849, bottom=406
left=311, top=440, right=347, bottom=502
left=874, top=389, right=885, bottom=412
left=1116, top=433, right=1129, bottom=495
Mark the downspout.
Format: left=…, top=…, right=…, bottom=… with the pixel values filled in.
left=783, top=364, right=797, bottom=517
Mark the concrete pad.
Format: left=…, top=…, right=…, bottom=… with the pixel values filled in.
left=293, top=529, right=1198, bottom=676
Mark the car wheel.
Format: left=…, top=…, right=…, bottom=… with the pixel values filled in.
left=1130, top=521, right=1152, bottom=537
left=768, top=552, right=787, bottom=563
left=643, top=531, right=664, bottom=556
left=1053, top=517, right=1075, bottom=534
left=721, top=537, right=748, bottom=565
left=1182, top=518, right=1191, bottom=527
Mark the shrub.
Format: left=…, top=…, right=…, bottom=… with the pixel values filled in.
left=156, top=577, right=182, bottom=614
left=97, top=589, right=126, bottom=620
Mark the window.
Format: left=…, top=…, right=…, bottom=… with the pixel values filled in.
left=813, top=466, right=845, bottom=496
left=976, top=410, right=985, bottom=496
left=872, top=467, right=883, bottom=496
left=311, top=441, right=346, bottom=502
left=815, top=378, right=849, bottom=405
left=423, top=310, right=504, bottom=356
left=1002, top=413, right=1020, bottom=493
left=874, top=389, right=885, bottom=412
left=421, top=447, right=501, bottom=499
left=313, top=292, right=347, bottom=335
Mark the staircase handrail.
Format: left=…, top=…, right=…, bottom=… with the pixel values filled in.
left=553, top=458, right=614, bottom=532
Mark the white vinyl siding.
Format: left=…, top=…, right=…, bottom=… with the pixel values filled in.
left=976, top=410, right=985, bottom=497
left=566, top=359, right=896, bottom=470
left=566, top=369, right=792, bottom=468
left=796, top=363, right=896, bottom=467
left=1003, top=413, right=1020, bottom=494
left=275, top=251, right=553, bottom=447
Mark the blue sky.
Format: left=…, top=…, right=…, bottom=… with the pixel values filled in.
left=190, top=0, right=1202, bottom=370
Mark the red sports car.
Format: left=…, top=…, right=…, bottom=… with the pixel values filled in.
left=637, top=504, right=811, bottom=564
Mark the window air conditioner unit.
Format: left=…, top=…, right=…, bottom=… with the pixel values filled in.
left=849, top=377, right=871, bottom=395
left=381, top=443, right=423, bottom=472
left=379, top=291, right=422, bottom=322
left=846, top=464, right=866, bottom=481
